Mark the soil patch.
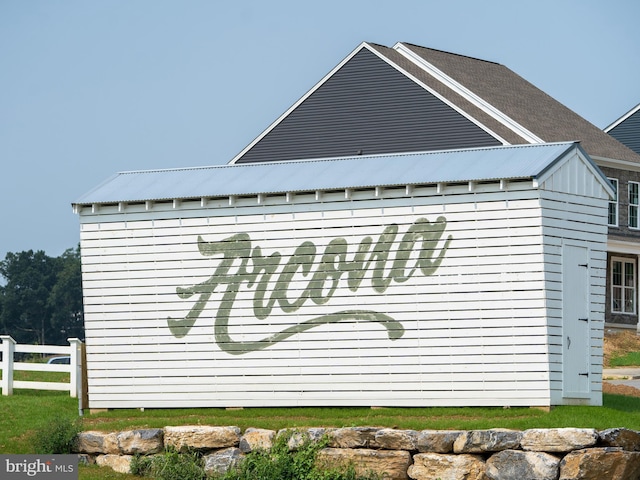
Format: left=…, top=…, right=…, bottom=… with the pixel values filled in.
left=603, top=381, right=640, bottom=398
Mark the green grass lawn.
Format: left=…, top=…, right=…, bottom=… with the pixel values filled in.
left=610, top=351, right=640, bottom=367
left=79, top=465, right=138, bottom=480
left=2, top=388, right=640, bottom=479
left=76, top=397, right=640, bottom=433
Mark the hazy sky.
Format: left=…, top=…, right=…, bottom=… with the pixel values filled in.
left=1, top=0, right=639, bottom=262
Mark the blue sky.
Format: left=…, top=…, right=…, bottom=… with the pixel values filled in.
left=1, top=0, right=639, bottom=262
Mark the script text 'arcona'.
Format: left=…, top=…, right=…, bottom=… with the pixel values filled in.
left=168, top=216, right=452, bottom=354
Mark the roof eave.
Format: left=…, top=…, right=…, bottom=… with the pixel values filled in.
left=592, top=155, right=640, bottom=172
left=605, top=102, right=640, bottom=132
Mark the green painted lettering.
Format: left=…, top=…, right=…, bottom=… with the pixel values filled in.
left=168, top=217, right=452, bottom=354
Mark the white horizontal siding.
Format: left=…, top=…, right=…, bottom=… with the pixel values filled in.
left=81, top=183, right=556, bottom=409
left=538, top=189, right=607, bottom=406
left=78, top=173, right=607, bottom=409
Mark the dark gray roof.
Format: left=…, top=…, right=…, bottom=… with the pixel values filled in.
left=74, top=143, right=598, bottom=206
left=606, top=102, right=640, bottom=156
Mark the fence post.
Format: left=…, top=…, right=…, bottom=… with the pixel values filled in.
left=68, top=338, right=83, bottom=399
left=79, top=341, right=88, bottom=415
left=1, top=336, right=16, bottom=396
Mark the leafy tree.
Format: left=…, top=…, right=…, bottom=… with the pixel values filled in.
left=0, top=246, right=84, bottom=345
left=0, top=250, right=58, bottom=344
left=47, top=246, right=84, bottom=344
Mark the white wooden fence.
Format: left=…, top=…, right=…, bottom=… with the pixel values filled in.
left=0, top=335, right=83, bottom=398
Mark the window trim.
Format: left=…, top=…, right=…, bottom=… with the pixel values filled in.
left=608, top=178, right=618, bottom=227
left=630, top=181, right=639, bottom=230
left=611, top=256, right=637, bottom=315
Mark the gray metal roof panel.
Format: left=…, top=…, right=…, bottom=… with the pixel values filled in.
left=74, top=143, right=580, bottom=206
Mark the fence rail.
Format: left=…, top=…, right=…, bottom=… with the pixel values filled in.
left=0, top=335, right=83, bottom=398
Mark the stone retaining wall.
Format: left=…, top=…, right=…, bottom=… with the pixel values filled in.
left=74, top=426, right=640, bottom=479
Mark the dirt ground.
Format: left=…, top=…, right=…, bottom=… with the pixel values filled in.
left=603, top=330, right=640, bottom=398
left=603, top=381, right=640, bottom=397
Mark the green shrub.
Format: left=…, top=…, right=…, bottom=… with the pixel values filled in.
left=129, top=433, right=380, bottom=480
left=129, top=454, right=154, bottom=477
left=32, top=416, right=82, bottom=454
left=214, top=430, right=380, bottom=480
left=131, top=448, right=205, bottom=480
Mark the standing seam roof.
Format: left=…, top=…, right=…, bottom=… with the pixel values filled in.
left=74, top=142, right=596, bottom=206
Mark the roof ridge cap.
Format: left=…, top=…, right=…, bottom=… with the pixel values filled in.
left=115, top=143, right=577, bottom=176
left=398, top=42, right=502, bottom=66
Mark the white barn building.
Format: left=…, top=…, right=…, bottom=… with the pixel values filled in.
left=74, top=142, right=612, bottom=409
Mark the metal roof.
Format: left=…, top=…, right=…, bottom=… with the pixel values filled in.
left=74, top=142, right=591, bottom=206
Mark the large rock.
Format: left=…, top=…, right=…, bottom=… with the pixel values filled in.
left=328, top=427, right=382, bottom=448
left=485, top=449, right=560, bottom=480
left=163, top=426, right=240, bottom=452
left=75, top=431, right=119, bottom=454
left=559, top=447, right=640, bottom=479
left=116, top=429, right=164, bottom=455
left=416, top=430, right=464, bottom=453
left=375, top=429, right=419, bottom=451
left=317, top=447, right=411, bottom=480
left=239, top=428, right=276, bottom=453
left=599, top=428, right=640, bottom=451
left=279, top=427, right=328, bottom=450
left=453, top=429, right=522, bottom=453
left=408, top=452, right=485, bottom=480
left=95, top=454, right=132, bottom=474
left=521, top=428, right=598, bottom=453
left=204, top=447, right=244, bottom=476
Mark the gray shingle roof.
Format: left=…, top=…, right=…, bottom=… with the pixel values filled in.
left=74, top=142, right=594, bottom=206
left=396, top=43, right=640, bottom=164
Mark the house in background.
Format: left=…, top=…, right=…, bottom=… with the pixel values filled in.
left=604, top=103, right=640, bottom=328
left=231, top=42, right=640, bottom=331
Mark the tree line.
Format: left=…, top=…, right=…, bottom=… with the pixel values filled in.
left=0, top=246, right=84, bottom=345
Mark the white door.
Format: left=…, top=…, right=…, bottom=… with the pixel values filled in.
left=562, top=244, right=590, bottom=398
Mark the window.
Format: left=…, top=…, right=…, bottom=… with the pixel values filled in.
left=630, top=182, right=639, bottom=229
left=608, top=178, right=618, bottom=226
left=612, top=257, right=636, bottom=314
